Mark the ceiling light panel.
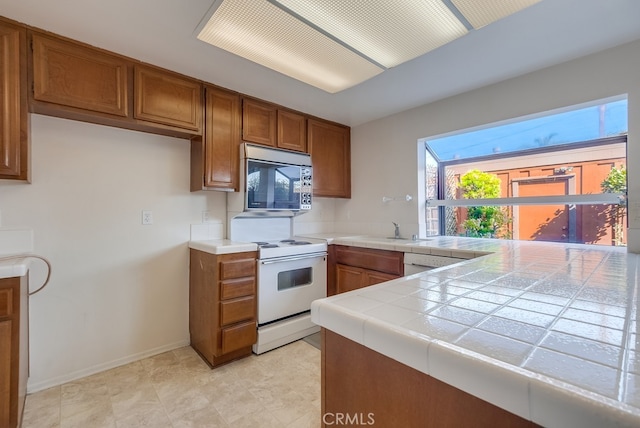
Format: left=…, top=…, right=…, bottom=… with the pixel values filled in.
left=451, top=0, right=543, bottom=29
left=271, top=0, right=469, bottom=68
left=197, top=0, right=384, bottom=93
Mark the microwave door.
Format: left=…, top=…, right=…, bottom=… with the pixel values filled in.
left=275, top=166, right=301, bottom=209
left=247, top=161, right=273, bottom=209
left=247, top=161, right=301, bottom=210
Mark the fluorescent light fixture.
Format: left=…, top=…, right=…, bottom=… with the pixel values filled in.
left=451, top=0, right=543, bottom=29
left=196, top=0, right=543, bottom=93
left=197, top=0, right=383, bottom=93
left=271, top=0, right=468, bottom=68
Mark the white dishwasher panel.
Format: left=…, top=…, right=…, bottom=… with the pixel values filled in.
left=403, top=253, right=465, bottom=274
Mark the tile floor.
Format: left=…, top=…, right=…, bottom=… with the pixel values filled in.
left=21, top=340, right=321, bottom=428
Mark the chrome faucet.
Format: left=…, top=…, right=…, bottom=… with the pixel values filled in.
left=392, top=222, right=400, bottom=239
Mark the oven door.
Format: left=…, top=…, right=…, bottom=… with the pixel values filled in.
left=257, top=252, right=327, bottom=325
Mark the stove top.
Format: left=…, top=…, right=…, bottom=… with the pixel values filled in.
left=254, top=237, right=327, bottom=259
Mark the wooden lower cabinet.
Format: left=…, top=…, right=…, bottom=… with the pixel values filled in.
left=322, top=329, right=537, bottom=428
left=189, top=249, right=257, bottom=368
left=0, top=276, right=28, bottom=428
left=336, top=264, right=397, bottom=294
left=332, top=245, right=403, bottom=295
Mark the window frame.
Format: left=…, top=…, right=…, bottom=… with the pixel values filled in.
left=425, top=135, right=627, bottom=238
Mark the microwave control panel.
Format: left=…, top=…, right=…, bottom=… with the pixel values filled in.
left=300, top=167, right=312, bottom=210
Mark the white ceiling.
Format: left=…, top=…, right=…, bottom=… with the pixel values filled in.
left=2, top=0, right=640, bottom=127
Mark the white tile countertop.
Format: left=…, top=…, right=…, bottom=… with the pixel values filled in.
left=188, top=239, right=258, bottom=255
left=311, top=237, right=640, bottom=427
left=0, top=256, right=30, bottom=279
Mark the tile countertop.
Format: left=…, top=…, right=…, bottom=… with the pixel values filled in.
left=0, top=256, right=30, bottom=279
left=188, top=239, right=258, bottom=255
left=310, top=236, right=640, bottom=428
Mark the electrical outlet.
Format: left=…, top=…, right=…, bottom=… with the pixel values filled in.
left=142, top=210, right=153, bottom=225
left=202, top=211, right=211, bottom=223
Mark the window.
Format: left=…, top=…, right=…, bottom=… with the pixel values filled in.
left=422, top=97, right=628, bottom=246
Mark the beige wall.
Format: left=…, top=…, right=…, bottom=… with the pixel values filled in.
left=340, top=39, right=640, bottom=252
left=0, top=115, right=226, bottom=391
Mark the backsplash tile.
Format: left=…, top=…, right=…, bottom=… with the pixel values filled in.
left=0, top=228, right=33, bottom=255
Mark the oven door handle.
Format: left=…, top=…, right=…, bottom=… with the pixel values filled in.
left=260, top=252, right=328, bottom=265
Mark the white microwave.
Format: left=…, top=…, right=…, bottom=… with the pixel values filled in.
left=240, top=143, right=312, bottom=214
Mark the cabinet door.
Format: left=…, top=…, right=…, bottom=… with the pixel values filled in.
left=31, top=33, right=128, bottom=116
left=364, top=271, right=399, bottom=287
left=0, top=21, right=28, bottom=181
left=307, top=119, right=351, bottom=198
left=242, top=98, right=276, bottom=146
left=336, top=264, right=365, bottom=294
left=0, top=320, right=11, bottom=428
left=196, top=86, right=241, bottom=190
left=134, top=65, right=202, bottom=133
left=277, top=110, right=306, bottom=152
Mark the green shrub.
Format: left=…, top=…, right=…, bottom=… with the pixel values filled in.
left=459, top=169, right=511, bottom=238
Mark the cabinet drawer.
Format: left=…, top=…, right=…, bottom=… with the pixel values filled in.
left=221, top=321, right=257, bottom=354
left=0, top=288, right=12, bottom=317
left=335, top=245, right=403, bottom=276
left=220, top=277, right=255, bottom=300
left=219, top=258, right=256, bottom=280
left=220, top=296, right=255, bottom=326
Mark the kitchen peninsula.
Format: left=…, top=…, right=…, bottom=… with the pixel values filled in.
left=311, top=236, right=640, bottom=427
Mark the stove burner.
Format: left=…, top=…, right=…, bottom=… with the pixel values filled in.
left=253, top=241, right=270, bottom=246
left=261, top=244, right=279, bottom=248
left=290, top=241, right=311, bottom=245
left=280, top=239, right=295, bottom=243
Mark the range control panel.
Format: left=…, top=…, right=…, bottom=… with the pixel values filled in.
left=300, top=167, right=312, bottom=210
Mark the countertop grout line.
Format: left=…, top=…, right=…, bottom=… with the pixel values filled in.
left=519, top=249, right=601, bottom=374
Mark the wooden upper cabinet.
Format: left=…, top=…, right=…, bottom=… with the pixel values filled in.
left=0, top=19, right=28, bottom=181
left=134, top=65, right=202, bottom=133
left=308, top=119, right=351, bottom=198
left=191, top=85, right=241, bottom=191
left=31, top=33, right=128, bottom=116
left=242, top=99, right=307, bottom=152
left=277, top=109, right=306, bottom=152
left=242, top=98, right=276, bottom=146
